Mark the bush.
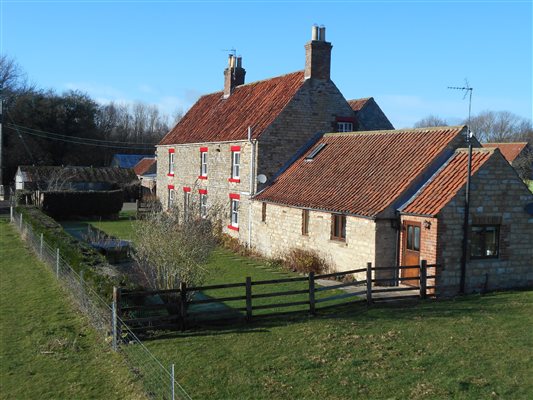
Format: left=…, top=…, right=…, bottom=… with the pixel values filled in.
left=282, top=248, right=330, bottom=275
left=40, top=189, right=123, bottom=219
left=16, top=206, right=130, bottom=300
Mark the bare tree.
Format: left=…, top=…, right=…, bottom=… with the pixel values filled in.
left=468, top=110, right=532, bottom=143
left=414, top=115, right=449, bottom=128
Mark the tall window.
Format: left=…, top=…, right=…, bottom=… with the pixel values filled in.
left=261, top=202, right=267, bottom=222
left=471, top=225, right=500, bottom=258
left=232, top=150, right=241, bottom=180
left=168, top=150, right=175, bottom=175
left=302, top=209, right=310, bottom=235
left=199, top=191, right=208, bottom=218
left=231, top=199, right=239, bottom=228
left=331, top=214, right=346, bottom=241
left=168, top=188, right=174, bottom=208
left=200, top=148, right=208, bottom=178
left=337, top=122, right=353, bottom=132
left=183, top=189, right=191, bottom=220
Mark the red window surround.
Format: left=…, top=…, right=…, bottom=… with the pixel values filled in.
left=198, top=175, right=208, bottom=180
left=183, top=187, right=191, bottom=192
left=199, top=189, right=207, bottom=195
left=231, top=145, right=241, bottom=151
left=229, top=193, right=240, bottom=200
left=228, top=178, right=240, bottom=183
left=167, top=184, right=174, bottom=189
left=168, top=148, right=175, bottom=153
left=167, top=173, right=175, bottom=177
left=200, top=147, right=208, bottom=152
left=227, top=225, right=239, bottom=231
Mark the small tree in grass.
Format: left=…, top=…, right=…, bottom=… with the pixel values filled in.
left=132, top=199, right=218, bottom=291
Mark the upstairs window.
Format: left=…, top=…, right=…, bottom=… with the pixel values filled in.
left=199, top=190, right=208, bottom=218
left=337, top=122, right=353, bottom=132
left=231, top=146, right=241, bottom=181
left=470, top=225, right=500, bottom=259
left=199, top=147, right=208, bottom=179
left=331, top=214, right=346, bottom=241
left=168, top=149, right=175, bottom=176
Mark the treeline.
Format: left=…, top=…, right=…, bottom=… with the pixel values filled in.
left=1, top=55, right=181, bottom=186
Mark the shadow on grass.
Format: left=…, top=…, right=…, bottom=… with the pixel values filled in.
left=140, top=289, right=532, bottom=341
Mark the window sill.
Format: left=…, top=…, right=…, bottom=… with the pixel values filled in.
left=227, top=225, right=239, bottom=231
left=167, top=173, right=174, bottom=177
left=198, top=175, right=208, bottom=180
left=228, top=178, right=241, bottom=183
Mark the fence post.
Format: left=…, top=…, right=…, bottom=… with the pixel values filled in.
left=19, top=213, right=23, bottom=230
left=39, top=233, right=44, bottom=259
left=112, top=286, right=122, bottom=348
left=366, top=262, right=373, bottom=305
left=245, top=277, right=252, bottom=322
left=180, top=281, right=187, bottom=331
left=171, top=363, right=175, bottom=400
left=55, top=248, right=60, bottom=278
left=309, top=272, right=316, bottom=315
left=10, top=206, right=13, bottom=222
left=419, top=259, right=427, bottom=299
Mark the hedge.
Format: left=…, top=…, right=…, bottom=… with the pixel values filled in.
left=41, top=189, right=124, bottom=219
left=15, top=206, right=131, bottom=300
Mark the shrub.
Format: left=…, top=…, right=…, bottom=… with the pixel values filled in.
left=282, top=248, right=330, bottom=275
left=40, top=189, right=123, bottom=219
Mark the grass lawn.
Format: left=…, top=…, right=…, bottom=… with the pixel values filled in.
left=0, top=219, right=146, bottom=400
left=82, top=210, right=138, bottom=241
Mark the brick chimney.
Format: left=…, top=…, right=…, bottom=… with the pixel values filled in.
left=304, top=25, right=332, bottom=81
left=224, top=54, right=246, bottom=98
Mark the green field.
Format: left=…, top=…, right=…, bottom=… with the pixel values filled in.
left=0, top=220, right=146, bottom=400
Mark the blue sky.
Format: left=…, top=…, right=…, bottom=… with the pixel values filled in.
left=2, top=0, right=532, bottom=128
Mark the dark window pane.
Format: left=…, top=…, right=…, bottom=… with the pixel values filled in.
left=414, top=226, right=420, bottom=251
left=407, top=226, right=413, bottom=250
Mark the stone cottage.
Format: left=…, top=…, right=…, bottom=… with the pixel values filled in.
left=156, top=26, right=392, bottom=243
left=252, top=126, right=533, bottom=296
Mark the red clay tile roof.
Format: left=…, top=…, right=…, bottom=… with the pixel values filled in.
left=133, top=158, right=156, bottom=176
left=347, top=98, right=371, bottom=112
left=402, top=149, right=494, bottom=216
left=159, top=71, right=305, bottom=145
left=255, top=126, right=467, bottom=217
left=481, top=142, right=528, bottom=162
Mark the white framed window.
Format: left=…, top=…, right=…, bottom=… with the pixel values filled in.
left=231, top=199, right=239, bottom=227
left=168, top=151, right=175, bottom=175
left=232, top=151, right=241, bottom=179
left=200, top=192, right=208, bottom=218
left=168, top=189, right=174, bottom=208
left=184, top=190, right=191, bottom=220
left=200, top=150, right=208, bottom=177
left=337, top=122, right=353, bottom=132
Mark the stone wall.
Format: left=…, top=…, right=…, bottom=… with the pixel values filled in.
left=436, top=152, right=533, bottom=296
left=257, top=78, right=356, bottom=184
left=251, top=202, right=377, bottom=280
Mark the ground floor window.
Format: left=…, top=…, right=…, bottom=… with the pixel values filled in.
left=200, top=192, right=208, bottom=218
left=331, top=214, right=346, bottom=241
left=231, top=199, right=239, bottom=227
left=183, top=190, right=191, bottom=220
left=168, top=189, right=174, bottom=208
left=470, top=225, right=500, bottom=258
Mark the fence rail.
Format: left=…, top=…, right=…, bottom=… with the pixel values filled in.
left=115, top=260, right=439, bottom=335
left=10, top=208, right=191, bottom=400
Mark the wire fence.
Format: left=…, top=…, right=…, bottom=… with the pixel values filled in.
left=10, top=208, right=192, bottom=400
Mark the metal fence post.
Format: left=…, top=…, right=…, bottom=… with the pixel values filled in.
left=309, top=272, right=316, bottom=315
left=171, top=363, right=175, bottom=400
left=10, top=206, right=13, bottom=222
left=113, top=287, right=122, bottom=346
left=419, top=259, right=427, bottom=299
left=19, top=214, right=23, bottom=230
left=112, top=301, right=117, bottom=351
left=366, top=262, right=373, bottom=305
left=55, top=248, right=60, bottom=277
left=40, top=233, right=44, bottom=259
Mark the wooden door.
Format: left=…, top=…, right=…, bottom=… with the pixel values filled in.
left=402, top=221, right=421, bottom=286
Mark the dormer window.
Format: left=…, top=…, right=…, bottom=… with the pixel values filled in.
left=199, top=147, right=208, bottom=179
left=168, top=149, right=175, bottom=176
left=337, top=121, right=353, bottom=132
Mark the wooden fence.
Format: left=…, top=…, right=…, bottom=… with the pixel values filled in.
left=113, top=260, right=438, bottom=337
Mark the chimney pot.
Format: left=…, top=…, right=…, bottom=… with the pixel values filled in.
left=319, top=26, right=326, bottom=41
left=223, top=55, right=246, bottom=98
left=311, top=25, right=319, bottom=40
